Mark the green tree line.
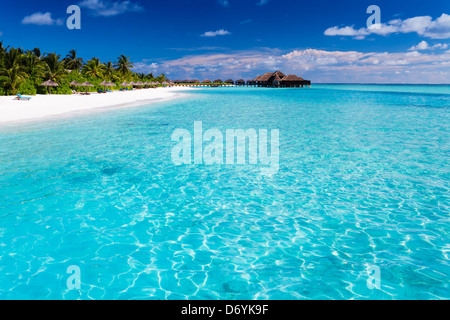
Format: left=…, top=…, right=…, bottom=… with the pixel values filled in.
left=0, top=42, right=167, bottom=96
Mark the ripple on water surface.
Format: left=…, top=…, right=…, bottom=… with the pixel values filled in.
left=0, top=85, right=449, bottom=299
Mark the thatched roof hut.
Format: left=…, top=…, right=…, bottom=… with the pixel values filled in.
left=202, top=80, right=212, bottom=83
left=213, top=79, right=223, bottom=83
left=280, top=74, right=310, bottom=86
left=251, top=71, right=310, bottom=87
left=40, top=80, right=59, bottom=94
left=258, top=71, right=286, bottom=84
left=281, top=75, right=305, bottom=81
left=224, top=79, right=234, bottom=84
left=70, top=80, right=82, bottom=86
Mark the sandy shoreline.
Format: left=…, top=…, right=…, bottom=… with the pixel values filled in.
left=0, top=87, right=195, bottom=124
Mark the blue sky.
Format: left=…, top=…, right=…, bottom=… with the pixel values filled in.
left=0, top=0, right=449, bottom=83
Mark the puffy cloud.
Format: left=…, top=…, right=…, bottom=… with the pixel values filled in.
left=78, top=0, right=143, bottom=16
left=201, top=29, right=231, bottom=37
left=325, top=13, right=450, bottom=39
left=22, top=12, right=63, bottom=26
left=324, top=26, right=369, bottom=37
left=409, top=40, right=449, bottom=50
left=409, top=41, right=430, bottom=50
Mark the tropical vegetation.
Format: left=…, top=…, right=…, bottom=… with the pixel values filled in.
left=0, top=42, right=167, bottom=96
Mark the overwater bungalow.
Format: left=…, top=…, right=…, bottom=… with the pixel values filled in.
left=253, top=71, right=310, bottom=87
left=235, top=79, right=245, bottom=85
left=224, top=79, right=234, bottom=84
left=213, top=79, right=223, bottom=83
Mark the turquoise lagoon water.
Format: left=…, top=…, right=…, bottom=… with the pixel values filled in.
left=0, top=85, right=449, bottom=299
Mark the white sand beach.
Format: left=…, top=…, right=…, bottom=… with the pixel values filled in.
left=0, top=87, right=195, bottom=124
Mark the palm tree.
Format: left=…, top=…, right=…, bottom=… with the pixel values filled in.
left=32, top=47, right=44, bottom=60
left=64, top=49, right=84, bottom=72
left=155, top=73, right=167, bottom=83
left=114, top=55, right=134, bottom=77
left=83, top=57, right=106, bottom=79
left=22, top=51, right=45, bottom=81
left=0, top=42, right=8, bottom=54
left=0, top=48, right=27, bottom=94
left=104, top=61, right=114, bottom=80
left=136, top=72, right=146, bottom=80
left=0, top=42, right=168, bottom=96
left=2, top=47, right=22, bottom=69
left=0, top=67, right=28, bottom=94
left=0, top=42, right=9, bottom=66
left=42, top=53, right=66, bottom=83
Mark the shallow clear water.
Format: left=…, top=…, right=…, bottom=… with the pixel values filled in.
left=0, top=85, right=449, bottom=300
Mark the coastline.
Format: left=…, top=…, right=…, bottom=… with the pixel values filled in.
left=0, top=87, right=196, bottom=125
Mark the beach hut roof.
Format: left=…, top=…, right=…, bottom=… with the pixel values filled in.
left=224, top=79, right=234, bottom=83
left=258, top=72, right=275, bottom=82
left=236, top=79, right=245, bottom=82
left=202, top=79, right=212, bottom=83
left=40, top=80, right=59, bottom=87
left=82, top=81, right=94, bottom=86
left=213, top=79, right=223, bottom=83
left=274, top=71, right=286, bottom=78
left=272, top=74, right=283, bottom=82
left=281, top=75, right=305, bottom=81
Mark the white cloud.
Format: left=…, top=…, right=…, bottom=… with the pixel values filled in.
left=409, top=41, right=430, bottom=50
left=324, top=26, right=369, bottom=37
left=409, top=40, right=448, bottom=50
left=433, top=43, right=449, bottom=49
left=201, top=29, right=231, bottom=37
left=325, top=13, right=450, bottom=39
left=78, top=0, right=143, bottom=16
left=22, top=12, right=63, bottom=26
